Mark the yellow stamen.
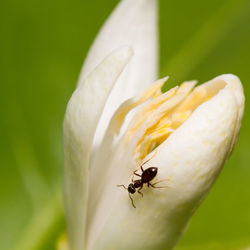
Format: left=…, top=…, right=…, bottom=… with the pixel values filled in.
left=124, top=77, right=226, bottom=161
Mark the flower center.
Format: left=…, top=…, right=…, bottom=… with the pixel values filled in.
left=124, top=78, right=226, bottom=161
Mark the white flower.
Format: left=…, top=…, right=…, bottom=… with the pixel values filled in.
left=63, top=0, right=245, bottom=250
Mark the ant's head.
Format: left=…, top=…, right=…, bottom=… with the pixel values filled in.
left=128, top=183, right=136, bottom=194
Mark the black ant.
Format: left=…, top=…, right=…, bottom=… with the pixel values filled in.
left=117, top=153, right=169, bottom=208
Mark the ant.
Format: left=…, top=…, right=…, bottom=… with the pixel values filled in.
left=117, top=152, right=169, bottom=208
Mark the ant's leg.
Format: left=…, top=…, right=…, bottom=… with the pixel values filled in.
left=149, top=182, right=171, bottom=189
left=133, top=172, right=141, bottom=177
left=117, top=184, right=127, bottom=190
left=140, top=158, right=150, bottom=172
left=132, top=149, right=158, bottom=182
left=151, top=178, right=170, bottom=186
left=133, top=168, right=142, bottom=176
left=137, top=186, right=143, bottom=198
left=132, top=171, right=141, bottom=182
left=140, top=148, right=158, bottom=171
left=129, top=193, right=136, bottom=208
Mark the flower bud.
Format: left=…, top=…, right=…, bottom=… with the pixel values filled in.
left=87, top=74, right=244, bottom=250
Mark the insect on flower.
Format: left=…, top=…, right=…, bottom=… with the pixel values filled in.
left=63, top=0, right=245, bottom=248
left=117, top=151, right=170, bottom=208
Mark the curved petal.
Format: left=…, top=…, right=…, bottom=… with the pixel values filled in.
left=88, top=77, right=169, bottom=207
left=63, top=47, right=133, bottom=250
left=79, top=0, right=158, bottom=146
left=86, top=75, right=244, bottom=250
left=212, top=74, right=244, bottom=155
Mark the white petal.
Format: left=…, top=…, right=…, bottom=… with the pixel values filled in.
left=63, top=47, right=133, bottom=250
left=87, top=75, right=244, bottom=250
left=212, top=74, right=244, bottom=154
left=80, top=0, right=158, bottom=147
left=87, top=78, right=169, bottom=230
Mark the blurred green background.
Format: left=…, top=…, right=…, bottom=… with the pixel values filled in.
left=1, top=0, right=250, bottom=249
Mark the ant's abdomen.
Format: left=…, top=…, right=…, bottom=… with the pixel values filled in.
left=141, top=167, right=158, bottom=183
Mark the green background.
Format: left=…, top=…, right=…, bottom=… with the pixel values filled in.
left=1, top=0, right=250, bottom=249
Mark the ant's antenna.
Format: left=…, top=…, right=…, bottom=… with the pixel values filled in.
left=117, top=184, right=127, bottom=190
left=117, top=185, right=136, bottom=208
